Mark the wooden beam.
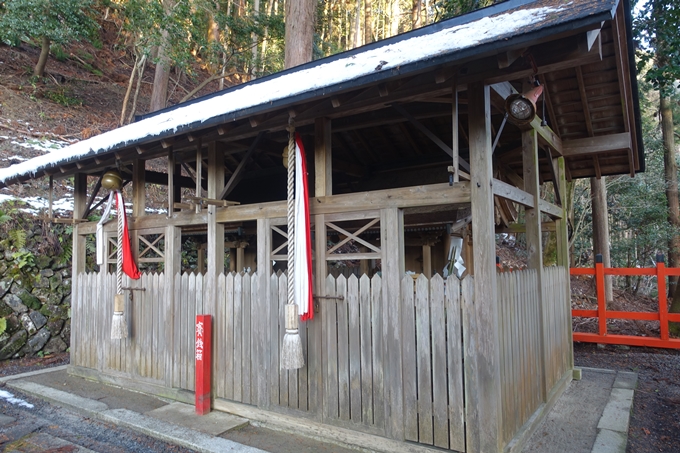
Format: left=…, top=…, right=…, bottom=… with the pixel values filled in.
left=562, top=132, right=632, bottom=156
left=392, top=104, right=471, bottom=172
left=83, top=174, right=103, bottom=220
left=315, top=117, right=332, bottom=197
left=544, top=148, right=561, bottom=206
left=467, top=82, right=500, bottom=453
left=575, top=66, right=594, bottom=137
left=492, top=178, right=534, bottom=208
left=195, top=139, right=203, bottom=213
left=219, top=132, right=266, bottom=200
left=72, top=173, right=87, bottom=280
left=207, top=141, right=225, bottom=320
left=132, top=159, right=146, bottom=218
left=451, top=78, right=459, bottom=183
left=167, top=148, right=176, bottom=215
left=522, top=127, right=548, bottom=400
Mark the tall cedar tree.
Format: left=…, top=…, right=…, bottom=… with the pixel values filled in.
left=635, top=0, right=680, bottom=330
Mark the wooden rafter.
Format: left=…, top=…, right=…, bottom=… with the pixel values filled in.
left=392, top=104, right=471, bottom=172
left=219, top=131, right=266, bottom=200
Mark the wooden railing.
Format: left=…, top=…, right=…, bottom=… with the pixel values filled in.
left=571, top=254, right=680, bottom=349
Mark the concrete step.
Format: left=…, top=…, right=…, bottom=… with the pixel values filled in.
left=145, top=402, right=249, bottom=436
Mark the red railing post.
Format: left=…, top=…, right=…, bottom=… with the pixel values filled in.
left=657, top=254, right=669, bottom=341
left=595, top=254, right=607, bottom=336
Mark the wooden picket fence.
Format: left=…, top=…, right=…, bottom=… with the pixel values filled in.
left=497, top=266, right=570, bottom=445
left=71, top=268, right=572, bottom=452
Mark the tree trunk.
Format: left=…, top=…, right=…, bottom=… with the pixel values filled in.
left=284, top=0, right=315, bottom=68
left=662, top=95, right=680, bottom=292
left=591, top=177, right=613, bottom=303
left=34, top=36, right=51, bottom=77
left=663, top=93, right=680, bottom=334
left=364, top=0, right=373, bottom=44
left=150, top=30, right=171, bottom=112
left=389, top=0, right=400, bottom=37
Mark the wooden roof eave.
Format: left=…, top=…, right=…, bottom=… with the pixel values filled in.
left=32, top=18, right=617, bottom=182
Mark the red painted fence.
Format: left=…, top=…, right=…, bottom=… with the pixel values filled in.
left=571, top=254, right=680, bottom=349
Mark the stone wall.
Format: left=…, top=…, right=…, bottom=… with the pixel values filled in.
left=0, top=219, right=73, bottom=360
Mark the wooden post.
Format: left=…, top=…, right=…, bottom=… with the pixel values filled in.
left=311, top=214, right=326, bottom=419
left=167, top=148, right=175, bottom=216
left=422, top=244, right=432, bottom=277
left=256, top=218, right=272, bottom=408
left=468, top=82, right=501, bottom=453
left=207, top=143, right=225, bottom=308
left=71, top=174, right=87, bottom=372
left=451, top=79, right=459, bottom=183
left=132, top=159, right=146, bottom=263
left=555, top=157, right=574, bottom=368
left=591, top=177, right=613, bottom=302
left=523, top=128, right=548, bottom=401
left=381, top=207, right=404, bottom=440
left=196, top=138, right=203, bottom=214
left=315, top=117, right=332, bottom=197
left=165, top=225, right=181, bottom=387
left=236, top=246, right=245, bottom=273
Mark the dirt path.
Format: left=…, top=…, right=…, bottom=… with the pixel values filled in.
left=574, top=342, right=680, bottom=453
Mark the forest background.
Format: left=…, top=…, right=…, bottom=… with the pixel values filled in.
left=0, top=0, right=678, bottom=303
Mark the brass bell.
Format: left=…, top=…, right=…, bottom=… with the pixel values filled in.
left=101, top=170, right=123, bottom=190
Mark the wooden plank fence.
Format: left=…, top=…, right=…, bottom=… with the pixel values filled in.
left=401, top=274, right=465, bottom=452
left=71, top=268, right=572, bottom=452
left=497, top=266, right=570, bottom=445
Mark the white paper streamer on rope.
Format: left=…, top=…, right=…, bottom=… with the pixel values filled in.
left=96, top=191, right=116, bottom=266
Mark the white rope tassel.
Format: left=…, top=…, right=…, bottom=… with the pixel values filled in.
left=281, top=123, right=304, bottom=370
left=111, top=190, right=128, bottom=340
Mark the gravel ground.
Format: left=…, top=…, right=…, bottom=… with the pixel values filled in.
left=2, top=348, right=680, bottom=453
left=574, top=342, right=680, bottom=453
left=0, top=354, right=196, bottom=452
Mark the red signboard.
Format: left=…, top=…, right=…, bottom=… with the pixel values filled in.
left=195, top=314, right=211, bottom=415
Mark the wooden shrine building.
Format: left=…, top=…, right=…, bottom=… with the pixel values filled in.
left=0, top=0, right=642, bottom=451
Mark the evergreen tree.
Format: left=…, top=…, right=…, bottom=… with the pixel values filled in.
left=0, top=0, right=99, bottom=77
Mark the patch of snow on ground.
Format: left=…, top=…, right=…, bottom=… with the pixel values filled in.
left=10, top=138, right=69, bottom=153
left=2, top=155, right=28, bottom=162
left=0, top=389, right=34, bottom=409
left=0, top=194, right=73, bottom=214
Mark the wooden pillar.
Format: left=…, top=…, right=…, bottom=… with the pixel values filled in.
left=167, top=148, right=176, bottom=215
left=422, top=244, right=432, bottom=277
left=206, top=143, right=225, bottom=316
left=313, top=117, right=332, bottom=418
left=236, top=246, right=245, bottom=273
left=132, top=159, right=145, bottom=262
left=315, top=117, right=332, bottom=197
left=196, top=139, right=203, bottom=214
left=591, top=177, right=613, bottom=302
left=256, top=218, right=272, bottom=408
left=164, top=225, right=181, bottom=387
left=556, top=157, right=574, bottom=369
left=468, top=82, right=501, bottom=453
left=380, top=207, right=404, bottom=440
left=72, top=173, right=87, bottom=276
left=229, top=248, right=236, bottom=272
left=523, top=129, right=548, bottom=401
left=71, top=173, right=87, bottom=370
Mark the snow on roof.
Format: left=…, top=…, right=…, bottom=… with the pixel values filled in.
left=0, top=0, right=613, bottom=186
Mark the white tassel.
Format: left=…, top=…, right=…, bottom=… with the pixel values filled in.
left=111, top=312, right=128, bottom=340
left=281, top=328, right=304, bottom=369
left=111, top=293, right=128, bottom=340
